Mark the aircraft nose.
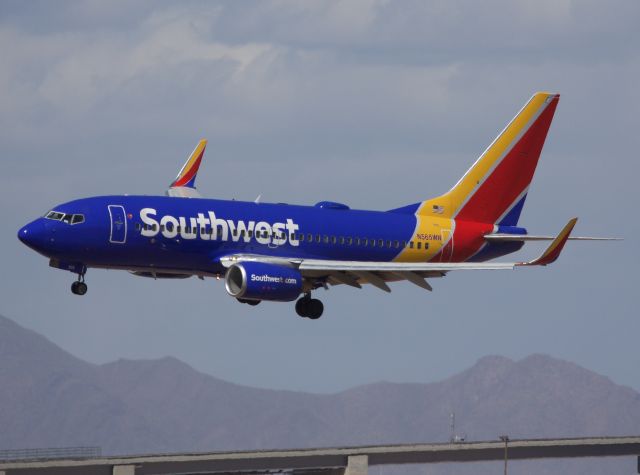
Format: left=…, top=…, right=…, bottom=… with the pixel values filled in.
left=18, top=219, right=49, bottom=252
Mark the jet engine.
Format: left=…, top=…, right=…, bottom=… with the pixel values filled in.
left=225, top=262, right=303, bottom=302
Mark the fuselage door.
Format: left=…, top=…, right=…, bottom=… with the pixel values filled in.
left=108, top=205, right=127, bottom=244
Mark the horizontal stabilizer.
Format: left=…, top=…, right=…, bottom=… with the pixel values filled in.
left=485, top=234, right=621, bottom=242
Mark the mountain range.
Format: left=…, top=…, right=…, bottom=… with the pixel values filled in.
left=1, top=314, right=638, bottom=474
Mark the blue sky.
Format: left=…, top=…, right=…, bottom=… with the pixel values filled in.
left=1, top=0, right=638, bottom=393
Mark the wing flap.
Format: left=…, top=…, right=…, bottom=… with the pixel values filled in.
left=393, top=271, right=433, bottom=291
left=351, top=271, right=391, bottom=293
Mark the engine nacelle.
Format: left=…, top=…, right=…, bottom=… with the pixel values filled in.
left=225, top=262, right=303, bottom=302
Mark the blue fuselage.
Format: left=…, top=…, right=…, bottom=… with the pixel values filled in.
left=19, top=195, right=425, bottom=275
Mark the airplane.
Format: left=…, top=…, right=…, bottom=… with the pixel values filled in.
left=17, top=92, right=616, bottom=319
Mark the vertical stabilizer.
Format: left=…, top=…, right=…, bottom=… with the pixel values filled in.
left=418, top=92, right=559, bottom=225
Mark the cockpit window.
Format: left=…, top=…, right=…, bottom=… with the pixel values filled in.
left=45, top=211, right=65, bottom=221
left=44, top=210, right=85, bottom=225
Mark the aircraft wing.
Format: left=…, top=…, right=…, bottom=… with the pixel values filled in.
left=219, top=219, right=577, bottom=293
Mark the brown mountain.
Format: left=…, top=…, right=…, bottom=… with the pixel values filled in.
left=1, top=314, right=638, bottom=474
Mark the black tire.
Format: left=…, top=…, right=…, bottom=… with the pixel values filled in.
left=71, top=281, right=79, bottom=295
left=307, top=299, right=323, bottom=319
left=295, top=297, right=310, bottom=318
left=76, top=282, right=88, bottom=296
left=237, top=298, right=261, bottom=306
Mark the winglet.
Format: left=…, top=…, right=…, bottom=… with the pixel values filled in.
left=167, top=140, right=207, bottom=198
left=518, top=218, right=577, bottom=266
left=170, top=139, right=207, bottom=189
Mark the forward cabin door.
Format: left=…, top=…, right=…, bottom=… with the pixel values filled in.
left=108, top=205, right=127, bottom=244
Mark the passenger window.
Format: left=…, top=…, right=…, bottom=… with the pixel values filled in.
left=316, top=235, right=321, bottom=243
left=136, top=223, right=141, bottom=231
left=331, top=236, right=337, bottom=244
left=393, top=240, right=399, bottom=248
left=417, top=242, right=422, bottom=250
left=160, top=224, right=165, bottom=232
left=410, top=241, right=414, bottom=249
left=370, top=239, right=375, bottom=248
left=386, top=240, right=391, bottom=248
left=298, top=234, right=304, bottom=242
left=425, top=242, right=429, bottom=250
left=402, top=241, right=407, bottom=247
left=248, top=231, right=253, bottom=238
left=323, top=235, right=329, bottom=244
left=307, top=234, right=313, bottom=242
left=378, top=239, right=384, bottom=247
left=347, top=237, right=353, bottom=245
left=339, top=237, right=345, bottom=245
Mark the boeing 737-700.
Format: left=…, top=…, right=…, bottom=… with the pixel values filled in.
left=18, top=92, right=614, bottom=318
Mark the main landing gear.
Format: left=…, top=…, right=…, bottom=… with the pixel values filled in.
left=71, top=273, right=87, bottom=296
left=295, top=294, right=324, bottom=320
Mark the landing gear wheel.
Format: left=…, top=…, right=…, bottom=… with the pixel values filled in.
left=237, top=298, right=261, bottom=306
left=295, top=296, right=310, bottom=317
left=71, top=270, right=88, bottom=296
left=295, top=295, right=323, bottom=319
left=71, top=281, right=88, bottom=296
left=307, top=299, right=323, bottom=319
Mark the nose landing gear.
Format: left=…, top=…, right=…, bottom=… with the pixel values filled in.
left=295, top=294, right=324, bottom=319
left=71, top=273, right=87, bottom=296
